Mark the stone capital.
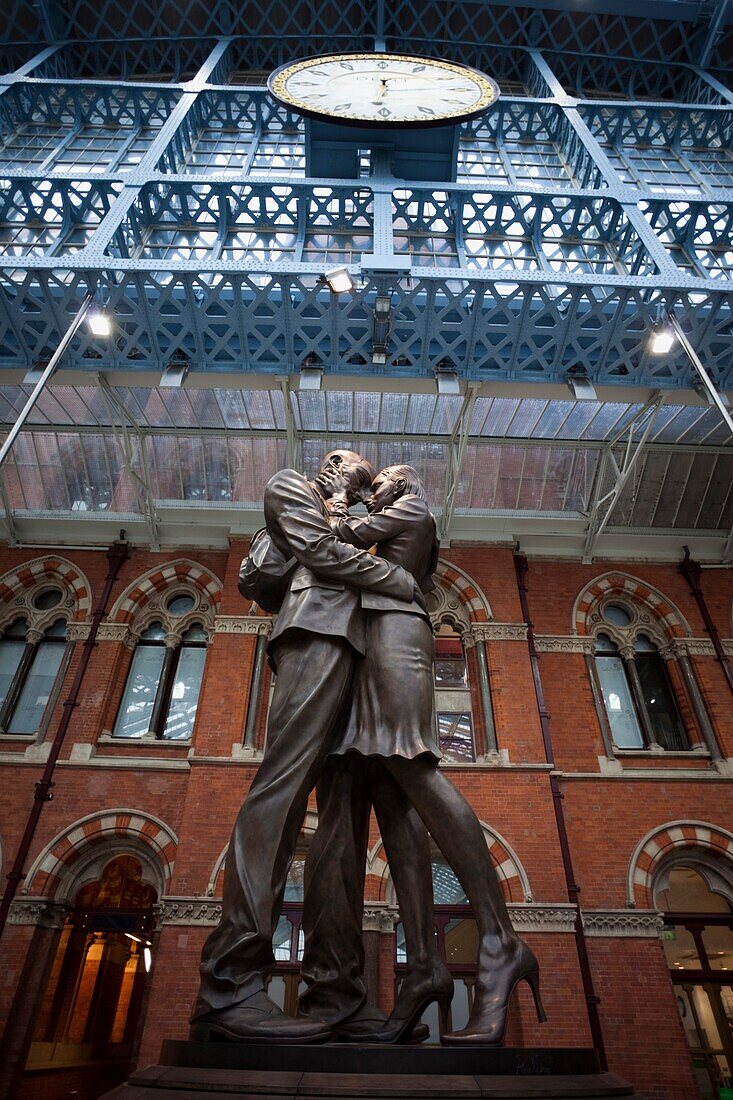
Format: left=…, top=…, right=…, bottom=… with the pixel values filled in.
left=582, top=909, right=665, bottom=938
left=214, top=616, right=273, bottom=637
left=8, top=898, right=71, bottom=929
left=362, top=906, right=398, bottom=934
left=470, top=623, right=528, bottom=643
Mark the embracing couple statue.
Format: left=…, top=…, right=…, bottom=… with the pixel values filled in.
left=191, top=450, right=546, bottom=1046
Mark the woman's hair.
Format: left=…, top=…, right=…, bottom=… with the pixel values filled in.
left=380, top=464, right=427, bottom=502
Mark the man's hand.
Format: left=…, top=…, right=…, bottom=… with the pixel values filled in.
left=326, top=489, right=350, bottom=518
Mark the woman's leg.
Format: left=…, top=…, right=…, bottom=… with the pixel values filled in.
left=383, top=755, right=516, bottom=958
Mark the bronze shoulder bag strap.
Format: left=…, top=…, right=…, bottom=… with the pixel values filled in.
left=238, top=528, right=297, bottom=614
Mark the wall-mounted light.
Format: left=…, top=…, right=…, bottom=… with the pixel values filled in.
left=144, top=946, right=152, bottom=972
left=323, top=266, right=355, bottom=294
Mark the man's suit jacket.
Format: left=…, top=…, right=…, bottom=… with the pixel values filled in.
left=261, top=468, right=415, bottom=663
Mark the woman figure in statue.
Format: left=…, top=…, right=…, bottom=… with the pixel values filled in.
left=321, top=464, right=546, bottom=1045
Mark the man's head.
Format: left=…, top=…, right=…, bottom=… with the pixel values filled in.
left=367, top=464, right=426, bottom=514
left=314, top=449, right=376, bottom=504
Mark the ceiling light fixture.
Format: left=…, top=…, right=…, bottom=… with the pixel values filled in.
left=87, top=306, right=112, bottom=338
left=323, top=266, right=355, bottom=294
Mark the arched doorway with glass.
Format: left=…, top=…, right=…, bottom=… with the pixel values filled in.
left=655, top=854, right=733, bottom=1100
left=24, top=854, right=158, bottom=1099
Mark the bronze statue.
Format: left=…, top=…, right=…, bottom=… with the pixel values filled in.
left=193, top=453, right=546, bottom=1046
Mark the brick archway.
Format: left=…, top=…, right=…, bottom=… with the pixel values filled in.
left=25, top=809, right=179, bottom=900
left=107, top=559, right=222, bottom=624
left=572, top=571, right=690, bottom=640
left=376, top=823, right=531, bottom=904
left=434, top=560, right=491, bottom=624
left=627, top=820, right=733, bottom=908
left=0, top=555, right=93, bottom=621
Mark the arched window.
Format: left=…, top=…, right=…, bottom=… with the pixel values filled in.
left=0, top=583, right=71, bottom=736
left=655, top=856, right=733, bottom=1097
left=433, top=623, right=475, bottom=761
left=113, top=590, right=210, bottom=741
left=592, top=601, right=688, bottom=752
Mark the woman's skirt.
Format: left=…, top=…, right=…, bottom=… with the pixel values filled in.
left=330, top=611, right=441, bottom=762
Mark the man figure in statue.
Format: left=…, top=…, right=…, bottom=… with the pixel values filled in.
left=191, top=450, right=433, bottom=1043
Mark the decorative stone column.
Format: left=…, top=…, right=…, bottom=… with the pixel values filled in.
left=362, top=906, right=397, bottom=1008
left=465, top=625, right=498, bottom=754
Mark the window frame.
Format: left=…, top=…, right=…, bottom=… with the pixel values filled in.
left=113, top=620, right=208, bottom=742
left=590, top=599, right=690, bottom=754
left=0, top=592, right=72, bottom=739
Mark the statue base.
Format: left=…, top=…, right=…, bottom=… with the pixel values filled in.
left=102, top=1040, right=646, bottom=1098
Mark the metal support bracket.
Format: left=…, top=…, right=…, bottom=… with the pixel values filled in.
left=582, top=392, right=666, bottom=562
left=277, top=375, right=302, bottom=471
left=96, top=374, right=161, bottom=550
left=439, top=382, right=480, bottom=545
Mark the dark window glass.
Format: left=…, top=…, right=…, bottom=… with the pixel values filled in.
left=437, top=712, right=475, bottom=761
left=0, top=620, right=27, bottom=710
left=33, top=589, right=63, bottom=611
left=636, top=651, right=687, bottom=750
left=434, top=637, right=467, bottom=689
left=114, top=617, right=207, bottom=741
left=6, top=619, right=67, bottom=735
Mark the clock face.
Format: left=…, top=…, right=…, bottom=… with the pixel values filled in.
left=268, top=53, right=499, bottom=128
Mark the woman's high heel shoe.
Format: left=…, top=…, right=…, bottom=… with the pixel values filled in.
left=441, top=941, right=547, bottom=1046
left=351, top=965, right=454, bottom=1043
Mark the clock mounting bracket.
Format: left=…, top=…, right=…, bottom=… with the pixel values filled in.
left=305, top=118, right=460, bottom=182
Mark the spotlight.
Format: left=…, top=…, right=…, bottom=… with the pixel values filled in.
left=649, top=325, right=675, bottom=355
left=566, top=369, right=597, bottom=401
left=299, top=366, right=323, bottom=390
left=374, top=296, right=392, bottom=322
left=324, top=266, right=355, bottom=294
left=161, top=350, right=190, bottom=388
left=87, top=307, right=112, bottom=338
left=435, top=360, right=460, bottom=395
left=299, top=353, right=323, bottom=389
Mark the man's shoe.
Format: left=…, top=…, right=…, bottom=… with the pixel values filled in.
left=330, top=1003, right=430, bottom=1044
left=190, top=990, right=332, bottom=1044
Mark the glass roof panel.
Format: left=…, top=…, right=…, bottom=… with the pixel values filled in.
left=353, top=392, right=381, bottom=433
left=405, top=394, right=438, bottom=434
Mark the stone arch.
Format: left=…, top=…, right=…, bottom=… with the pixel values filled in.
left=572, top=571, right=691, bottom=641
left=107, top=559, right=222, bottom=626
left=375, top=822, right=532, bottom=904
left=430, top=560, right=492, bottom=629
left=25, top=809, right=179, bottom=902
left=627, top=820, right=733, bottom=908
left=206, top=811, right=319, bottom=897
left=0, top=555, right=93, bottom=631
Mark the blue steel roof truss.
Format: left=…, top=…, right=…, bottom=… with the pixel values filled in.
left=0, top=3, right=729, bottom=392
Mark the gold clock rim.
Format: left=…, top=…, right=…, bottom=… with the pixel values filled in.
left=270, top=52, right=498, bottom=122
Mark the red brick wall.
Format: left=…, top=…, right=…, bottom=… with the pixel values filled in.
left=0, top=542, right=730, bottom=1100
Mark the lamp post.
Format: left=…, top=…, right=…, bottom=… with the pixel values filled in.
left=0, top=293, right=112, bottom=471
